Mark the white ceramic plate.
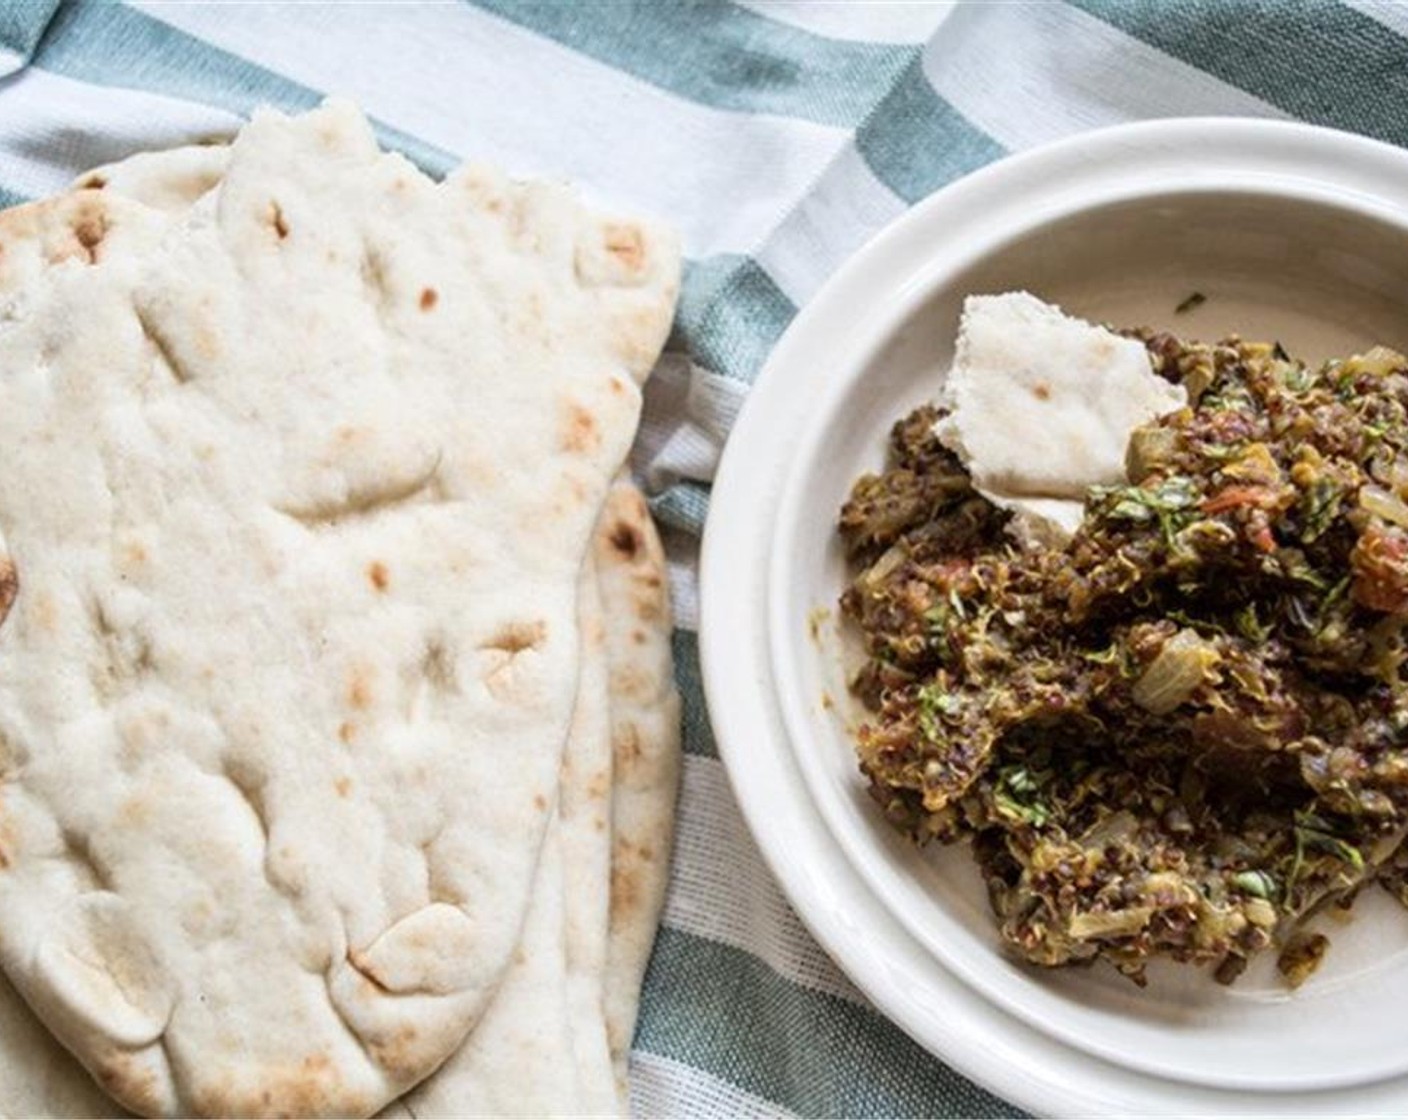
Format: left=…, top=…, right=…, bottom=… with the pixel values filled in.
left=700, top=119, right=1408, bottom=1116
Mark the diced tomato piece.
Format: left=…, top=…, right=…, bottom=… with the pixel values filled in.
left=1352, top=525, right=1408, bottom=613
left=1201, top=486, right=1275, bottom=514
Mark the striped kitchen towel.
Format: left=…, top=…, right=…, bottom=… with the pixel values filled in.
left=0, top=2, right=1405, bottom=1115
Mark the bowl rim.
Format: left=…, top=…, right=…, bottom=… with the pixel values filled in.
left=701, top=115, right=1408, bottom=1114
left=764, top=181, right=1408, bottom=1091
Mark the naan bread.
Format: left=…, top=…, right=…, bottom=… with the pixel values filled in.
left=382, top=480, right=680, bottom=1119
left=66, top=132, right=664, bottom=1120
left=384, top=559, right=617, bottom=1119
left=75, top=145, right=230, bottom=215
left=0, top=485, right=677, bottom=1120
left=386, top=816, right=579, bottom=1120
left=592, top=479, right=681, bottom=1103
left=0, top=99, right=678, bottom=1118
left=936, top=292, right=1186, bottom=542
left=557, top=559, right=620, bottom=1114
left=0, top=196, right=149, bottom=1120
left=0, top=971, right=121, bottom=1119
left=80, top=137, right=623, bottom=1119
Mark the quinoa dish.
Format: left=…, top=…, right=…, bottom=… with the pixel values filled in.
left=838, top=330, right=1408, bottom=988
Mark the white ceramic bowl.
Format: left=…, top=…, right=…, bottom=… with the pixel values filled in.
left=700, top=118, right=1408, bottom=1116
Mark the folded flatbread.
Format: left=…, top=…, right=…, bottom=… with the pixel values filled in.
left=593, top=479, right=682, bottom=1104
left=0, top=970, right=117, bottom=1119
left=71, top=132, right=678, bottom=1120
left=382, top=558, right=617, bottom=1119
left=558, top=560, right=620, bottom=1115
left=391, top=478, right=680, bottom=1119
left=1, top=482, right=682, bottom=1120
left=0, top=100, right=678, bottom=1118
left=87, top=132, right=683, bottom=1120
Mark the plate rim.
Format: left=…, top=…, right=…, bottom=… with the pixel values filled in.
left=701, top=115, right=1408, bottom=1115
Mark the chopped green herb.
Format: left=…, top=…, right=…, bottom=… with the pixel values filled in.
left=916, top=683, right=961, bottom=740
left=1291, top=811, right=1365, bottom=888
left=1098, top=476, right=1201, bottom=546
left=993, top=764, right=1051, bottom=828
left=1234, top=602, right=1272, bottom=643
left=1232, top=870, right=1280, bottom=900
left=1300, top=478, right=1344, bottom=543
left=1284, top=362, right=1314, bottom=392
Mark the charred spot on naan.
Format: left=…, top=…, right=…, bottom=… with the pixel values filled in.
left=267, top=200, right=290, bottom=241
left=483, top=620, right=546, bottom=656
left=633, top=586, right=664, bottom=624
left=603, top=224, right=645, bottom=274
left=26, top=588, right=58, bottom=635
left=451, top=163, right=511, bottom=219
left=611, top=723, right=645, bottom=779
left=188, top=1052, right=369, bottom=1120
left=346, top=663, right=375, bottom=711
left=368, top=1023, right=428, bottom=1085
left=360, top=243, right=394, bottom=308
left=70, top=206, right=110, bottom=263
left=609, top=842, right=652, bottom=920
left=88, top=596, right=158, bottom=702
left=94, top=1051, right=169, bottom=1118
left=609, top=865, right=640, bottom=922
left=405, top=636, right=460, bottom=724
left=609, top=664, right=657, bottom=707
left=477, top=620, right=548, bottom=700
left=575, top=219, right=652, bottom=287
left=608, top=521, right=642, bottom=560
left=0, top=192, right=177, bottom=302
left=559, top=400, right=603, bottom=455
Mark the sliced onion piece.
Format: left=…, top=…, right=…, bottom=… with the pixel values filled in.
left=1359, top=484, right=1408, bottom=528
